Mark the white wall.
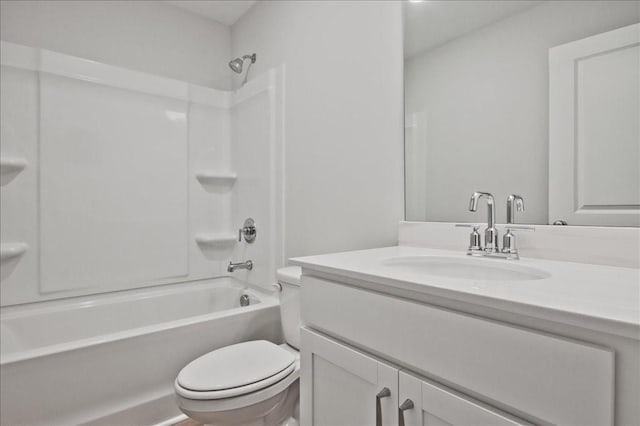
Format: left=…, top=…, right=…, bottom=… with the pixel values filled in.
left=404, top=1, right=640, bottom=224
left=0, top=0, right=232, bottom=89
left=231, top=1, right=405, bottom=258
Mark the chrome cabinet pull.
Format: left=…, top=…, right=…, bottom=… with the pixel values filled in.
left=398, top=398, right=414, bottom=426
left=375, top=387, right=391, bottom=426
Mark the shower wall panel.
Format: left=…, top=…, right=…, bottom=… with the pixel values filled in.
left=0, top=42, right=278, bottom=306
left=0, top=64, right=39, bottom=301
left=39, top=74, right=189, bottom=293
left=231, top=72, right=280, bottom=290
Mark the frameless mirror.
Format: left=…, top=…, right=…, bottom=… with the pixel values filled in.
left=404, top=0, right=640, bottom=226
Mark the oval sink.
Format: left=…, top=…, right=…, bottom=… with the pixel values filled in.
left=382, top=256, right=550, bottom=281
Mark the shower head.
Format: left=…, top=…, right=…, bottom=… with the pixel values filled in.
left=229, top=53, right=256, bottom=74
left=229, top=58, right=244, bottom=73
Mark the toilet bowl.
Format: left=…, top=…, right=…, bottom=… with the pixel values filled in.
left=175, top=267, right=301, bottom=426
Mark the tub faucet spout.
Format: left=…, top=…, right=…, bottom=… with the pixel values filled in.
left=228, top=260, right=253, bottom=273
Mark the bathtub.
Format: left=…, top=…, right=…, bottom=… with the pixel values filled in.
left=0, top=278, right=282, bottom=426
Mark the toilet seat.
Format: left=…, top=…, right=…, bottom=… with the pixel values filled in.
left=175, top=366, right=300, bottom=419
left=176, top=362, right=296, bottom=399
left=176, top=340, right=296, bottom=400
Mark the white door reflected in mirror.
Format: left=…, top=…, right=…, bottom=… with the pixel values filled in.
left=549, top=23, right=640, bottom=227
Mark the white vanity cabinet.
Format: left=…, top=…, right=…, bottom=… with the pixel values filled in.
left=299, top=274, right=617, bottom=426
left=301, top=327, right=531, bottom=426
left=300, top=328, right=398, bottom=426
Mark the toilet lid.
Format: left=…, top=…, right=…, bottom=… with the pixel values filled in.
left=177, top=340, right=296, bottom=392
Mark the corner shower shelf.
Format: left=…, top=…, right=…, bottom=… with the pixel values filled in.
left=0, top=157, right=28, bottom=177
left=0, top=243, right=28, bottom=262
left=195, top=172, right=237, bottom=191
left=195, top=233, right=237, bottom=248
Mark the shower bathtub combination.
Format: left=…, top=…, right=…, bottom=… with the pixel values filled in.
left=0, top=39, right=285, bottom=426
left=0, top=278, right=281, bottom=425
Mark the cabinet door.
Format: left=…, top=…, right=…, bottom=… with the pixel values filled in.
left=398, top=371, right=532, bottom=426
left=301, top=327, right=398, bottom=426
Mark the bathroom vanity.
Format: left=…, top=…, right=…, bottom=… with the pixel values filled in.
left=291, top=243, right=640, bottom=426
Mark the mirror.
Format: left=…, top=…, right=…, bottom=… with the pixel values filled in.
left=404, top=0, right=640, bottom=226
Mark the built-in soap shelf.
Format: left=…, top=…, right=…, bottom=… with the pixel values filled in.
left=0, top=157, right=28, bottom=185
left=195, top=171, right=237, bottom=193
left=195, top=233, right=237, bottom=248
left=0, top=242, right=28, bottom=262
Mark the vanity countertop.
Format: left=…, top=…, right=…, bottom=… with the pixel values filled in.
left=290, top=246, right=640, bottom=340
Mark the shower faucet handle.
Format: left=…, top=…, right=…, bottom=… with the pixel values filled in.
left=238, top=218, right=257, bottom=243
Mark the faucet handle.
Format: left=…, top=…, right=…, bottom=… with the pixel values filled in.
left=238, top=218, right=257, bottom=243
left=502, top=228, right=518, bottom=257
left=501, top=225, right=535, bottom=231
left=501, top=225, right=534, bottom=259
left=468, top=226, right=483, bottom=254
left=455, top=224, right=484, bottom=255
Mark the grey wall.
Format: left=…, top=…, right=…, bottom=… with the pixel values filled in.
left=0, top=0, right=232, bottom=89
left=231, top=1, right=405, bottom=258
left=405, top=1, right=640, bottom=224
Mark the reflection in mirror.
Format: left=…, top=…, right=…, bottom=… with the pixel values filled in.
left=404, top=0, right=640, bottom=226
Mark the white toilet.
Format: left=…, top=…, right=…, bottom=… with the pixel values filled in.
left=175, top=267, right=302, bottom=426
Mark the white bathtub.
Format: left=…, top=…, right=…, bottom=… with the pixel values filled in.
left=0, top=278, right=282, bottom=426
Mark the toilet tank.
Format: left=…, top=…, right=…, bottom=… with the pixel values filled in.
left=276, top=267, right=301, bottom=349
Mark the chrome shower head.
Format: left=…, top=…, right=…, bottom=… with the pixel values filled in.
left=229, top=53, right=256, bottom=74
left=229, top=58, right=244, bottom=73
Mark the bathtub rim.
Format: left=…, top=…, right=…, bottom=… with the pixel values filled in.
left=1, top=277, right=279, bottom=365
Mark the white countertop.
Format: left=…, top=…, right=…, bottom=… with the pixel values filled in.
left=290, top=246, right=640, bottom=339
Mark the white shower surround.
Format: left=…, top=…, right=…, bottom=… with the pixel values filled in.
left=0, top=41, right=285, bottom=305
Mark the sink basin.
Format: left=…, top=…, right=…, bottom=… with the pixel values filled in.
left=382, top=256, right=550, bottom=281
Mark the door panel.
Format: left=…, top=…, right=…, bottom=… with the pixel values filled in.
left=549, top=23, right=640, bottom=226
left=301, top=327, right=398, bottom=426
left=399, top=371, right=531, bottom=426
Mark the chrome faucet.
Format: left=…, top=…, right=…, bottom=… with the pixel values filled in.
left=462, top=192, right=531, bottom=260
left=468, top=192, right=499, bottom=253
left=228, top=260, right=253, bottom=273
left=503, top=195, right=524, bottom=257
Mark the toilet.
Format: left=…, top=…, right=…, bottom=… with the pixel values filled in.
left=175, top=267, right=302, bottom=426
